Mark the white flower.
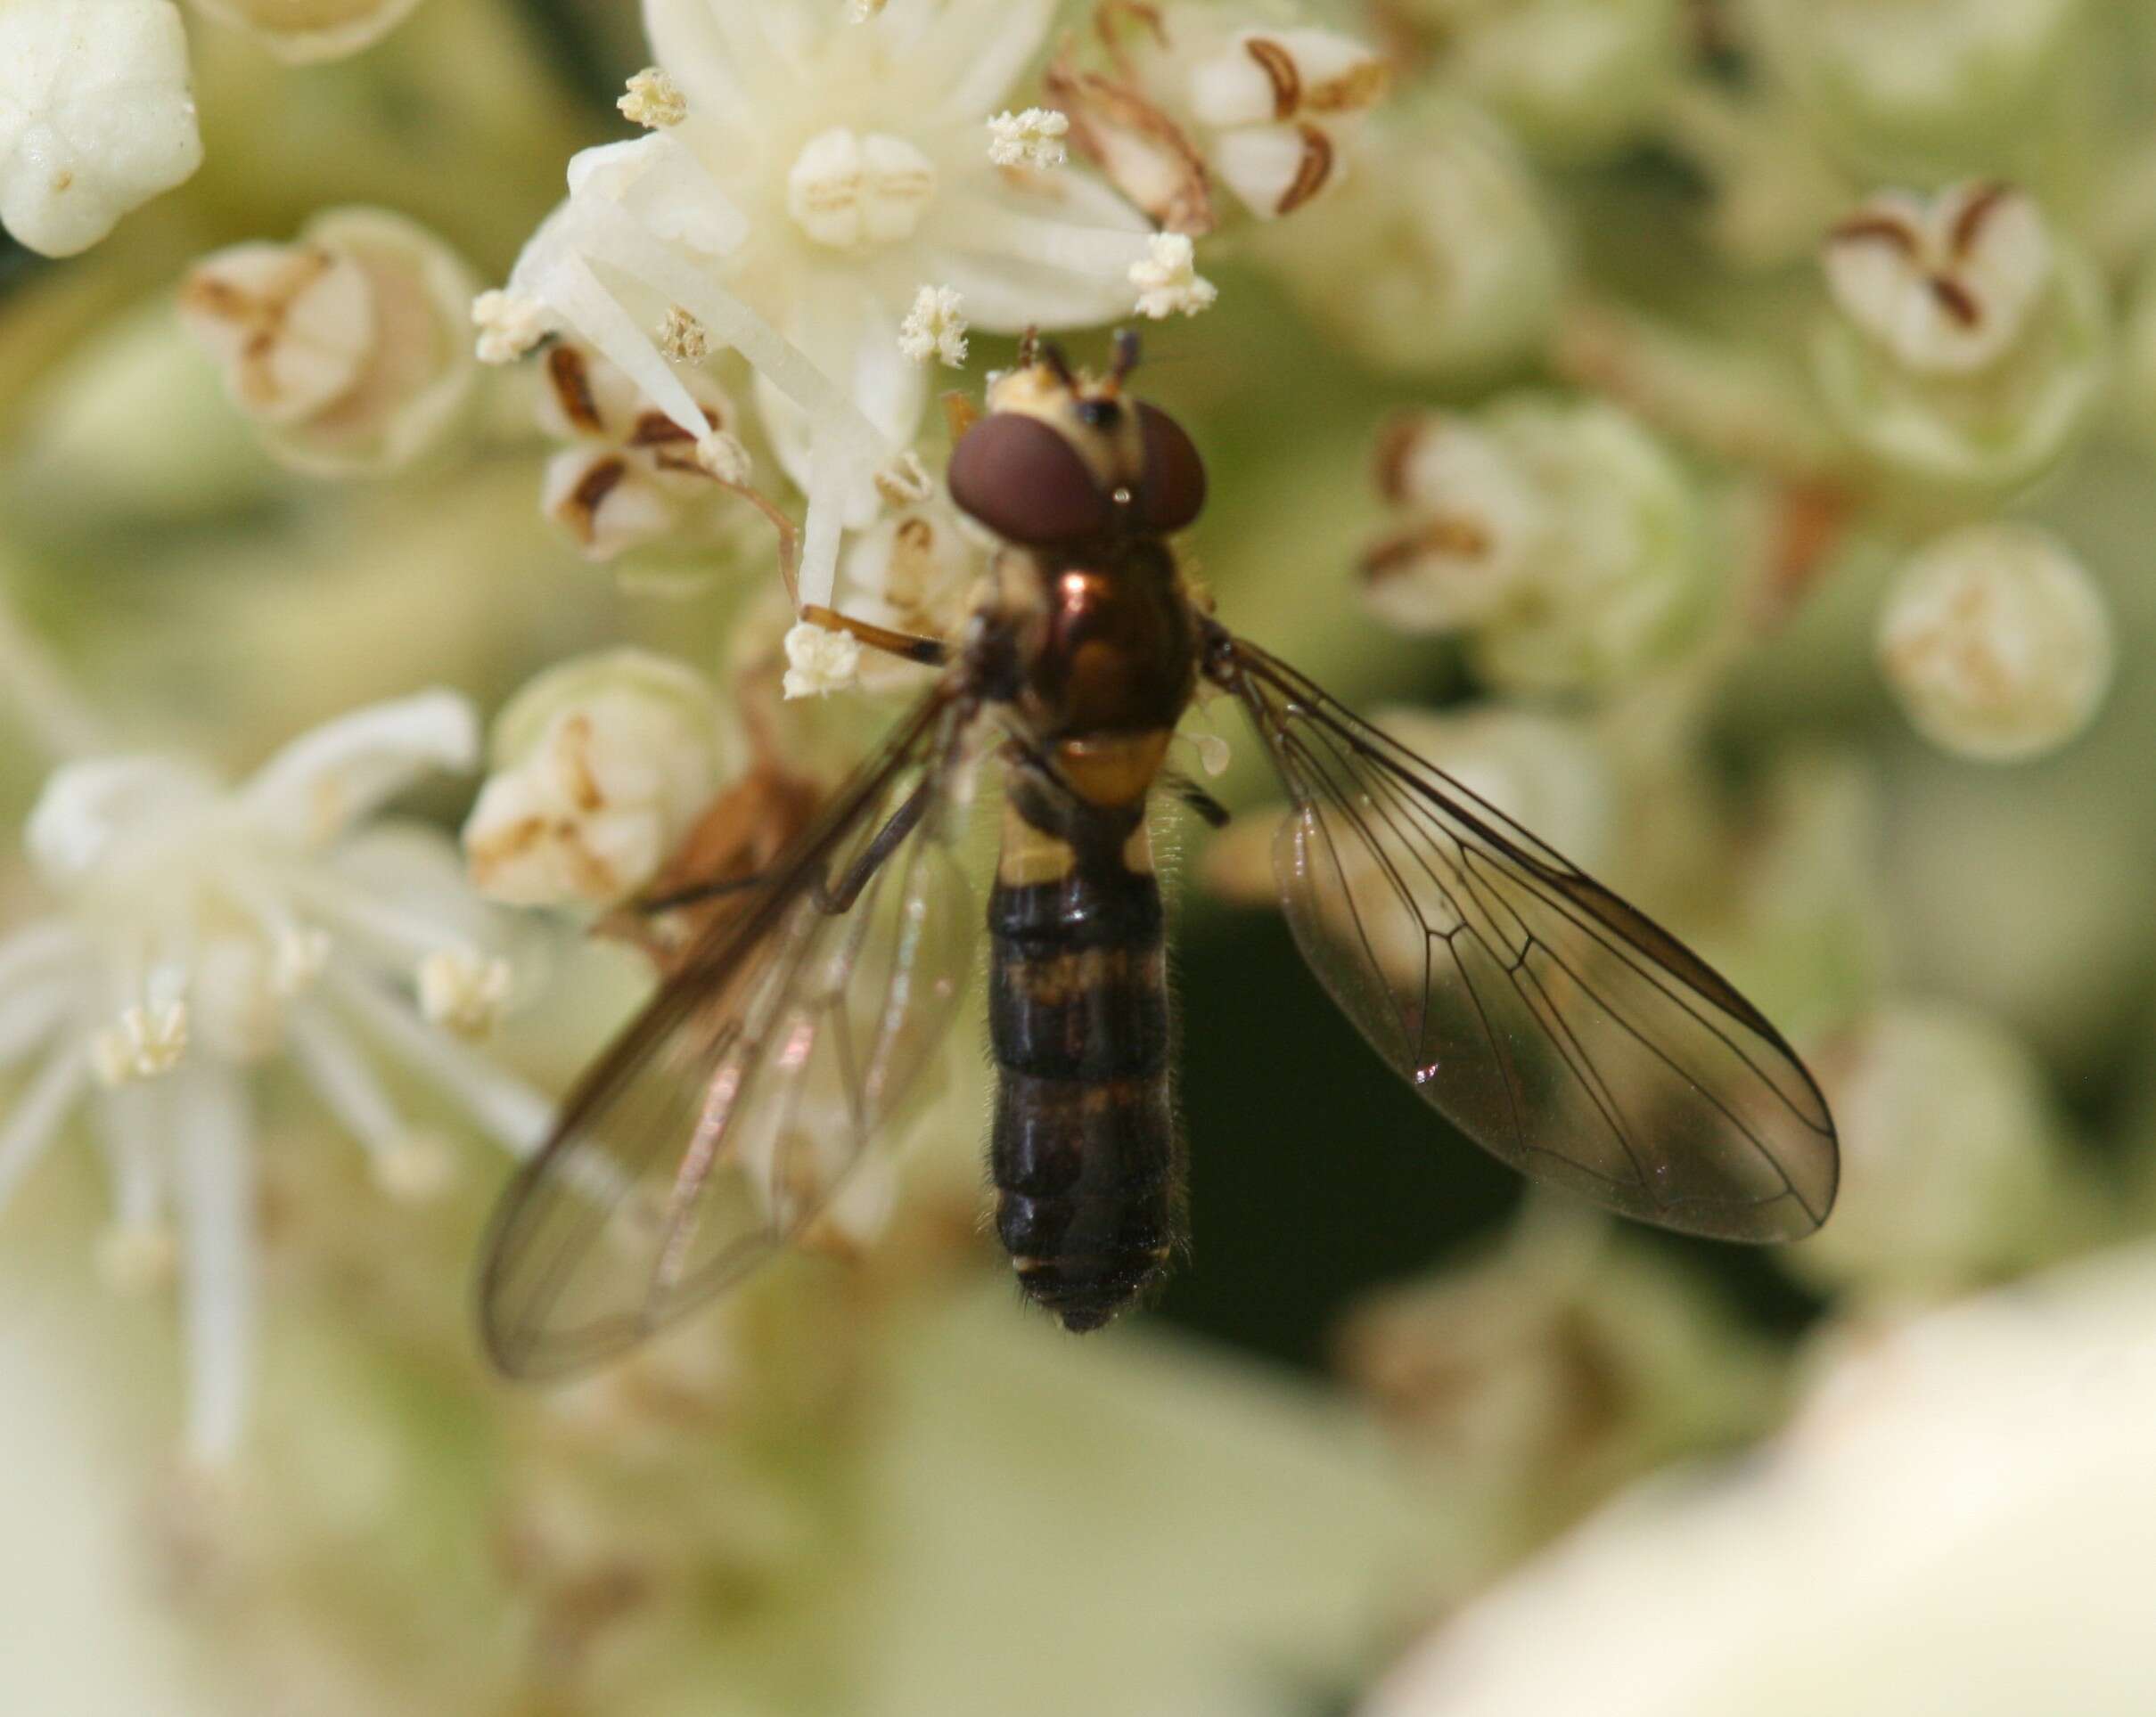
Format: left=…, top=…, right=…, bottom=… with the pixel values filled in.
left=1052, top=7, right=1388, bottom=230
left=1824, top=183, right=2053, bottom=376
left=898, top=283, right=970, bottom=366
left=178, top=207, right=481, bottom=477
left=0, top=0, right=203, bottom=258
left=463, top=650, right=740, bottom=909
left=988, top=106, right=1069, bottom=169
left=1360, top=412, right=1549, bottom=633
left=491, top=0, right=1157, bottom=607
left=530, top=339, right=746, bottom=560
left=782, top=621, right=863, bottom=700
left=1877, top=523, right=2112, bottom=763
left=1129, top=232, right=1217, bottom=319
left=0, top=693, right=552, bottom=1459
left=1362, top=397, right=1708, bottom=696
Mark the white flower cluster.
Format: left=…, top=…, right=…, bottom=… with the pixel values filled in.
left=0, top=694, right=552, bottom=1459
left=477, top=0, right=1185, bottom=608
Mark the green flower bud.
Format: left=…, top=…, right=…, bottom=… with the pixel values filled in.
left=1787, top=1002, right=2078, bottom=1298
left=1340, top=1201, right=1780, bottom=1565
left=1246, top=99, right=1562, bottom=382
left=1362, top=397, right=1710, bottom=695
left=1877, top=521, right=2111, bottom=762
left=1404, top=0, right=1684, bottom=159
left=1813, top=184, right=2110, bottom=492
left=1749, top=0, right=2085, bottom=179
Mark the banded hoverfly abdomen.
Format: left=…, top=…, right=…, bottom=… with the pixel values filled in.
left=988, top=785, right=1184, bottom=1331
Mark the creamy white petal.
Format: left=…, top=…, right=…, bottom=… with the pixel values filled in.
left=0, top=981, right=70, bottom=1067
left=922, top=0, right=1057, bottom=126
left=240, top=690, right=479, bottom=848
left=639, top=0, right=758, bottom=132
left=0, top=918, right=82, bottom=1002
left=25, top=755, right=219, bottom=884
left=323, top=969, right=553, bottom=1157
left=94, top=1082, right=163, bottom=1230
left=0, top=1041, right=88, bottom=1218
left=169, top=1064, right=253, bottom=1462
left=286, top=1005, right=412, bottom=1162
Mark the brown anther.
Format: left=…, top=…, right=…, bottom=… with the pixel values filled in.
left=563, top=458, right=628, bottom=540
left=545, top=345, right=603, bottom=435
left=1275, top=124, right=1335, bottom=217
left=1828, top=214, right=1919, bottom=256
left=628, top=410, right=696, bottom=447
left=1926, top=274, right=1982, bottom=328
left=1244, top=36, right=1301, bottom=120
left=1949, top=181, right=2012, bottom=258
left=1373, top=413, right=1424, bottom=505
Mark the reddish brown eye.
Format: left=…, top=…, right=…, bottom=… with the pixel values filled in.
left=1135, top=403, right=1207, bottom=534
left=948, top=413, right=1115, bottom=546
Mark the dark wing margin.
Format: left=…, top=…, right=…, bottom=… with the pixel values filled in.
left=478, top=683, right=979, bottom=1378
left=1217, top=634, right=1838, bottom=1242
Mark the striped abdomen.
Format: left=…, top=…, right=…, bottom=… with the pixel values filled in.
left=988, top=797, right=1181, bottom=1331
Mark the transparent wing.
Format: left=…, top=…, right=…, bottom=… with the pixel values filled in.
left=1220, top=636, right=1838, bottom=1241
left=479, top=686, right=980, bottom=1378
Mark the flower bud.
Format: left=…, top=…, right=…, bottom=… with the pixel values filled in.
left=531, top=339, right=744, bottom=560
left=179, top=208, right=480, bottom=478
left=1750, top=0, right=2084, bottom=179
left=1813, top=184, right=2108, bottom=493
left=1402, top=0, right=1683, bottom=159
left=1360, top=413, right=1545, bottom=632
left=463, top=651, right=738, bottom=909
left=1787, top=1002, right=2077, bottom=1298
left=1877, top=522, right=2111, bottom=763
left=1340, top=1203, right=1778, bottom=1558
left=1362, top=396, right=1708, bottom=694
left=1049, top=4, right=1389, bottom=233
left=1244, top=100, right=1560, bottom=381
left=0, top=0, right=202, bottom=258
left=185, top=0, right=427, bottom=63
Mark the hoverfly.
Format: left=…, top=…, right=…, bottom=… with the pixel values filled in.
left=478, top=335, right=1839, bottom=1377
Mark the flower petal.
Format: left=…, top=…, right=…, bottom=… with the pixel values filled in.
left=169, top=1064, right=254, bottom=1462
left=26, top=756, right=220, bottom=885
left=922, top=0, right=1058, bottom=127
left=241, top=690, right=479, bottom=849
left=0, top=1041, right=88, bottom=1221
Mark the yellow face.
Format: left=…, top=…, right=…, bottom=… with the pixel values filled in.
left=983, top=361, right=1148, bottom=496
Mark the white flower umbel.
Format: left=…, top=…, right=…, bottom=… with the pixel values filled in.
left=492, top=0, right=1159, bottom=607
left=0, top=693, right=553, bottom=1459
left=0, top=0, right=203, bottom=258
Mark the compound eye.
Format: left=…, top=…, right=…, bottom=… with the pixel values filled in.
left=947, top=413, right=1114, bottom=547
left=1135, top=403, right=1207, bottom=534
